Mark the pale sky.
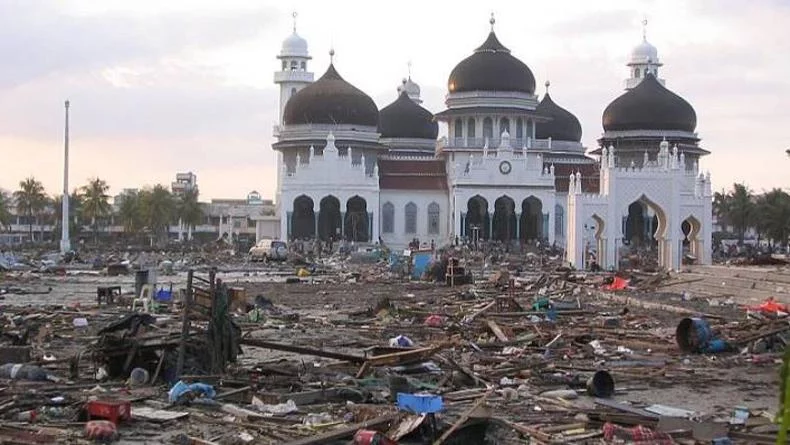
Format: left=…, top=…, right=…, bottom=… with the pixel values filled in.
left=1, top=0, right=788, bottom=200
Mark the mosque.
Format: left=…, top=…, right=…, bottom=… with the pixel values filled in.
left=271, top=15, right=712, bottom=270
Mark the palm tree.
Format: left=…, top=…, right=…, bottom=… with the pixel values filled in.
left=712, top=190, right=730, bottom=231
left=117, top=190, right=142, bottom=237
left=0, top=190, right=12, bottom=231
left=52, top=190, right=83, bottom=240
left=727, top=183, right=755, bottom=246
left=177, top=188, right=203, bottom=241
left=80, top=178, right=111, bottom=243
left=756, top=189, right=790, bottom=249
left=13, top=177, right=47, bottom=242
left=140, top=185, right=175, bottom=243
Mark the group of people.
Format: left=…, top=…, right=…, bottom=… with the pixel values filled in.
left=407, top=238, right=436, bottom=252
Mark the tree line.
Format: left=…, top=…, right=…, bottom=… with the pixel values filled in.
left=0, top=177, right=203, bottom=244
left=713, top=183, right=790, bottom=248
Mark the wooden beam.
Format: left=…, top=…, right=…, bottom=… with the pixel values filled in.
left=240, top=339, right=367, bottom=363
left=281, top=413, right=400, bottom=445
left=433, top=390, right=492, bottom=445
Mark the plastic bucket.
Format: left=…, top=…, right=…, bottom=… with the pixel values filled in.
left=676, top=317, right=712, bottom=353
left=587, top=370, right=615, bottom=398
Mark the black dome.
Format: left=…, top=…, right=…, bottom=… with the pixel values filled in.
left=283, top=64, right=379, bottom=127
left=448, top=32, right=536, bottom=94
left=602, top=73, right=697, bottom=132
left=536, top=92, right=582, bottom=142
left=379, top=92, right=438, bottom=140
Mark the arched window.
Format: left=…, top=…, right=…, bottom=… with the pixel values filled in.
left=555, top=204, right=564, bottom=238
left=281, top=60, right=287, bottom=70
left=467, top=118, right=476, bottom=138
left=300, top=61, right=306, bottom=70
left=290, top=60, right=298, bottom=70
left=653, top=68, right=659, bottom=77
left=483, top=117, right=493, bottom=140
left=454, top=118, right=463, bottom=138
left=427, top=202, right=440, bottom=235
left=516, top=118, right=524, bottom=139
left=634, top=68, right=640, bottom=78
left=382, top=202, right=394, bottom=233
left=499, top=117, right=510, bottom=136
left=526, top=120, right=534, bottom=139
left=405, top=202, right=417, bottom=234
left=290, top=87, right=297, bottom=97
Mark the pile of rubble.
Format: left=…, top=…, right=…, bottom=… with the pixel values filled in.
left=0, top=248, right=787, bottom=444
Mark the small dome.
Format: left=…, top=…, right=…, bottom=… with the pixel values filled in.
left=283, top=64, right=378, bottom=127
left=397, top=77, right=421, bottom=103
left=629, top=39, right=658, bottom=65
left=536, top=92, right=582, bottom=142
left=379, top=91, right=438, bottom=140
left=447, top=31, right=536, bottom=94
left=280, top=32, right=308, bottom=58
left=602, top=73, right=697, bottom=133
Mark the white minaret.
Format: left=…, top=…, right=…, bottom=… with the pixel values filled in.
left=274, top=12, right=313, bottom=206
left=624, top=19, right=665, bottom=90
left=60, top=100, right=71, bottom=254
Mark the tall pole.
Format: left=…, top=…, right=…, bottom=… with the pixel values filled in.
left=60, top=100, right=71, bottom=254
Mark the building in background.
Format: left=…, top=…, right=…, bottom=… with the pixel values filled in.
left=272, top=16, right=713, bottom=270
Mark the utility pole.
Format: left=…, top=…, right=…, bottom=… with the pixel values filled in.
left=60, top=100, right=71, bottom=254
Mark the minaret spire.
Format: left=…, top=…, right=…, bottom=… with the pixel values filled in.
left=489, top=12, right=496, bottom=31
left=642, top=18, right=648, bottom=41
left=292, top=11, right=298, bottom=33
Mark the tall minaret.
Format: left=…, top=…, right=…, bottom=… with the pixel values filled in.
left=624, top=19, right=665, bottom=90
left=274, top=12, right=313, bottom=205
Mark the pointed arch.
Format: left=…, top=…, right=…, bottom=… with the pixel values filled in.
left=382, top=202, right=394, bottom=234
left=291, top=195, right=315, bottom=239
left=427, top=202, right=440, bottom=235
left=405, top=202, right=417, bottom=234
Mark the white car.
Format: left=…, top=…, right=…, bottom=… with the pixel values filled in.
left=249, top=239, right=288, bottom=262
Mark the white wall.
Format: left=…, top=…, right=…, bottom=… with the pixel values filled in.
left=380, top=190, right=450, bottom=249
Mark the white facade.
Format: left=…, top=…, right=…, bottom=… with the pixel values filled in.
left=566, top=141, right=712, bottom=271
left=379, top=189, right=450, bottom=247
left=270, top=18, right=715, bottom=268
left=449, top=132, right=558, bottom=244
left=280, top=133, right=379, bottom=242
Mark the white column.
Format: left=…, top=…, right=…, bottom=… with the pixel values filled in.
left=60, top=100, right=71, bottom=254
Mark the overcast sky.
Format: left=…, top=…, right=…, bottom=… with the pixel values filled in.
left=1, top=0, right=788, bottom=201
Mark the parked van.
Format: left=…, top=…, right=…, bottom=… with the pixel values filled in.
left=249, top=239, right=288, bottom=262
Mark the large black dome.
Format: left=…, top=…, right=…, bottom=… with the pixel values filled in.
left=448, top=32, right=536, bottom=94
left=379, top=91, right=438, bottom=140
left=536, top=92, right=582, bottom=142
left=283, top=64, right=379, bottom=127
left=602, top=73, right=696, bottom=133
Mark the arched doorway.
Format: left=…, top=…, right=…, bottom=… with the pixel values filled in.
left=318, top=195, right=342, bottom=241
left=621, top=196, right=668, bottom=270
left=344, top=196, right=369, bottom=242
left=583, top=214, right=606, bottom=269
left=682, top=216, right=702, bottom=262
left=291, top=195, right=315, bottom=240
left=465, top=195, right=490, bottom=242
left=492, top=196, right=516, bottom=242
left=520, top=196, right=543, bottom=241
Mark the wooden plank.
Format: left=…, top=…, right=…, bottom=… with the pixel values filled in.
left=433, top=390, right=492, bottom=444
left=365, top=345, right=444, bottom=367
left=240, top=339, right=367, bottom=363
left=485, top=319, right=509, bottom=342
left=282, top=413, right=400, bottom=445
left=176, top=270, right=193, bottom=378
